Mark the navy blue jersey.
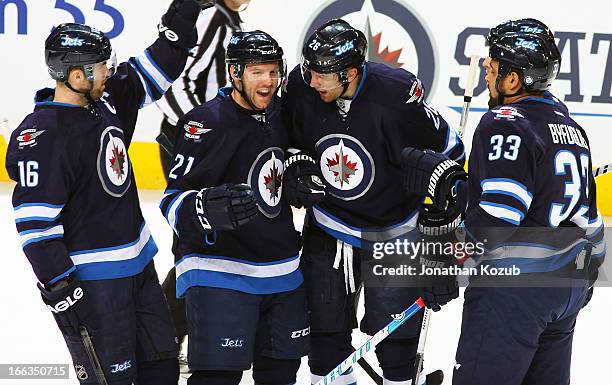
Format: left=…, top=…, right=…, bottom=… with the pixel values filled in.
left=159, top=88, right=302, bottom=297
left=462, top=96, right=605, bottom=273
left=6, top=38, right=190, bottom=285
left=282, top=62, right=464, bottom=247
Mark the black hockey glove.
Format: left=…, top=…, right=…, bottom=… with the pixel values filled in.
left=194, top=183, right=259, bottom=231
left=418, top=204, right=461, bottom=312
left=401, top=147, right=467, bottom=210
left=38, top=277, right=91, bottom=335
left=283, top=152, right=326, bottom=209
left=159, top=0, right=202, bottom=50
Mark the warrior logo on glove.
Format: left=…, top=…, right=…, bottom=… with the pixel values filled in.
left=248, top=147, right=284, bottom=218
left=316, top=134, right=374, bottom=200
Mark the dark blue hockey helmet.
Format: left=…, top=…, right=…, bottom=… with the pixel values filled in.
left=225, top=30, right=285, bottom=80
left=486, top=19, right=561, bottom=91
left=45, top=23, right=115, bottom=83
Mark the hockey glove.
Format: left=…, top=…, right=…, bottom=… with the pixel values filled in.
left=194, top=183, right=259, bottom=231
left=418, top=204, right=461, bottom=312
left=38, top=277, right=91, bottom=335
left=159, top=0, right=202, bottom=50
left=401, top=147, right=467, bottom=210
left=283, top=152, right=326, bottom=208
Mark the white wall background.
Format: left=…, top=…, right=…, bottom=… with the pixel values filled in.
left=1, top=0, right=611, bottom=167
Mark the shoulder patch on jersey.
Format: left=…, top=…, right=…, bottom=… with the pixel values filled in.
left=16, top=127, right=45, bottom=149
left=183, top=120, right=211, bottom=142
left=405, top=78, right=424, bottom=104
left=97, top=126, right=131, bottom=197
left=491, top=106, right=524, bottom=121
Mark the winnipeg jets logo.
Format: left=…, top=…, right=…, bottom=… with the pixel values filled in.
left=248, top=147, right=284, bottom=218
left=492, top=106, right=524, bottom=121
left=326, top=141, right=358, bottom=187
left=16, top=128, right=45, bottom=149
left=263, top=152, right=283, bottom=202
left=317, top=134, right=374, bottom=201
left=184, top=120, right=211, bottom=142
left=97, top=126, right=131, bottom=197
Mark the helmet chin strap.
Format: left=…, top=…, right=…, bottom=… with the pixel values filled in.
left=64, top=78, right=96, bottom=105
left=492, top=70, right=522, bottom=107
left=234, top=78, right=263, bottom=112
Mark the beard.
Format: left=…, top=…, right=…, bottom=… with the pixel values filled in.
left=488, top=91, right=502, bottom=109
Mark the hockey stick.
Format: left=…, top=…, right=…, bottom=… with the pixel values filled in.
left=314, top=298, right=425, bottom=385
left=410, top=307, right=445, bottom=385
left=80, top=326, right=109, bottom=385
left=353, top=347, right=383, bottom=385
left=458, top=55, right=480, bottom=139
left=412, top=307, right=431, bottom=382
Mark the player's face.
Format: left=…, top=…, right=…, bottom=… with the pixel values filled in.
left=483, top=57, right=501, bottom=108
left=224, top=0, right=250, bottom=12
left=240, top=62, right=281, bottom=110
left=308, top=71, right=344, bottom=102
left=89, top=61, right=112, bottom=100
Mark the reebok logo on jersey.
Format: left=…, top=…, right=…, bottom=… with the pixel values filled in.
left=184, top=121, right=211, bottom=142
left=492, top=106, right=524, bottom=121
left=17, top=128, right=45, bottom=149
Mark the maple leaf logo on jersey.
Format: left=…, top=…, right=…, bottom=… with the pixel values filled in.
left=326, top=144, right=358, bottom=187
left=405, top=78, right=424, bottom=104
left=109, top=143, right=126, bottom=180
left=17, top=128, right=45, bottom=149
left=492, top=106, right=524, bottom=121
left=184, top=120, right=211, bottom=142
left=263, top=161, right=282, bottom=201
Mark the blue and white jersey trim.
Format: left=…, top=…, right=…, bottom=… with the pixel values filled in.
left=479, top=238, right=589, bottom=273
left=175, top=254, right=303, bottom=297
left=164, top=190, right=196, bottom=235
left=130, top=62, right=155, bottom=107
left=68, top=223, right=157, bottom=280
left=479, top=201, right=524, bottom=225
left=134, top=50, right=173, bottom=95
left=481, top=178, right=533, bottom=210
left=443, top=124, right=464, bottom=161
left=311, top=205, right=418, bottom=248
left=20, top=224, right=64, bottom=247
left=14, top=203, right=63, bottom=223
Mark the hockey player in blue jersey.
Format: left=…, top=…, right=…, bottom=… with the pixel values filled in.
left=159, top=31, right=309, bottom=385
left=282, top=19, right=464, bottom=385
left=5, top=1, right=205, bottom=383
left=400, top=19, right=605, bottom=385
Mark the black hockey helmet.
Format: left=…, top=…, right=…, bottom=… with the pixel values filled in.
left=225, top=30, right=285, bottom=80
left=486, top=19, right=561, bottom=91
left=45, top=23, right=114, bottom=82
left=302, top=19, right=367, bottom=75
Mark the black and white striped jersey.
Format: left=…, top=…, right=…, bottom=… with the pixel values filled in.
left=156, top=2, right=241, bottom=125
